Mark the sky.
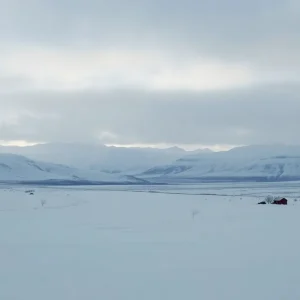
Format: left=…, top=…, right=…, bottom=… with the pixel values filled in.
left=0, top=0, right=299, bottom=150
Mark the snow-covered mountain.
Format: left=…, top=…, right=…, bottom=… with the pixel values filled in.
left=3, top=144, right=300, bottom=183
left=0, top=143, right=208, bottom=174
left=0, top=153, right=147, bottom=184
left=140, top=145, right=300, bottom=182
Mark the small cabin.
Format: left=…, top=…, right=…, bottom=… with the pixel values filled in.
left=272, top=198, right=288, bottom=205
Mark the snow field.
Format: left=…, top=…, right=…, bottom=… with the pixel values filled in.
left=0, top=184, right=299, bottom=300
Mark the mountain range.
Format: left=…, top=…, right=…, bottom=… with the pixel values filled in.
left=140, top=145, right=300, bottom=182
left=0, top=153, right=147, bottom=184
left=0, top=143, right=208, bottom=174
left=1, top=143, right=300, bottom=183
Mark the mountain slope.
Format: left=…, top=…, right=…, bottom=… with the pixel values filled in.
left=0, top=143, right=206, bottom=174
left=0, top=154, right=147, bottom=183
left=140, top=145, right=300, bottom=182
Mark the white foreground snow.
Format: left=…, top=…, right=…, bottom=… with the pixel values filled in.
left=0, top=183, right=300, bottom=300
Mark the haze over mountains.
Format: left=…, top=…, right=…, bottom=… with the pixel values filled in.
left=141, top=145, right=300, bottom=182
left=0, top=143, right=202, bottom=183
left=0, top=153, right=149, bottom=184
left=0, top=143, right=208, bottom=174
left=1, top=143, right=300, bottom=183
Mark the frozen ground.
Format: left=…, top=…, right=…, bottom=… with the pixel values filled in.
left=0, top=182, right=300, bottom=300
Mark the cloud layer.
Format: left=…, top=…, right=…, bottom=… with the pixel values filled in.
left=1, top=84, right=299, bottom=146
left=0, top=0, right=299, bottom=147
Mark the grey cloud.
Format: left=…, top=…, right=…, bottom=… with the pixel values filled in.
left=0, top=84, right=299, bottom=145
left=1, top=0, right=299, bottom=70
left=0, top=0, right=299, bottom=147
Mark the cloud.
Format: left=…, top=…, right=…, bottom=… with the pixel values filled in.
left=0, top=47, right=254, bottom=91
left=0, top=0, right=299, bottom=147
left=0, top=0, right=299, bottom=84
left=1, top=2, right=299, bottom=52
left=0, top=84, right=299, bottom=146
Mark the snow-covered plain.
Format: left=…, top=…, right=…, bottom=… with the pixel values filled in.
left=1, top=182, right=300, bottom=300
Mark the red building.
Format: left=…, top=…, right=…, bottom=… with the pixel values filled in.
left=273, top=198, right=288, bottom=205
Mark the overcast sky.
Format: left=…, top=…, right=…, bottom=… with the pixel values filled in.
left=0, top=0, right=299, bottom=149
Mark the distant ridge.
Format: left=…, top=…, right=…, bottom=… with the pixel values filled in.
left=139, top=145, right=300, bottom=182
left=0, top=153, right=149, bottom=184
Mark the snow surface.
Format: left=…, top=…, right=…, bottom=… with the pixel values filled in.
left=0, top=182, right=300, bottom=300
